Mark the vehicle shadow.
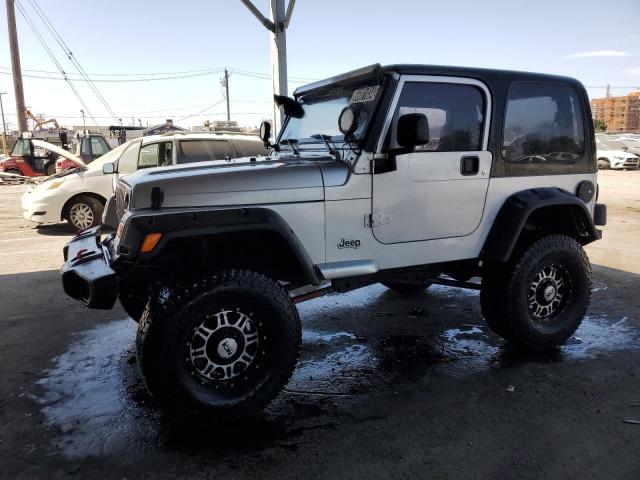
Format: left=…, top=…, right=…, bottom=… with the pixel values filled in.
left=35, top=222, right=75, bottom=236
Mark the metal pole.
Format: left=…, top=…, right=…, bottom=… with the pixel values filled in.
left=224, top=68, right=230, bottom=121
left=6, top=0, right=27, bottom=133
left=270, top=0, right=287, bottom=134
left=0, top=91, right=8, bottom=156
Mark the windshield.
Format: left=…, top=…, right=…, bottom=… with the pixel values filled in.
left=86, top=140, right=131, bottom=170
left=279, top=83, right=381, bottom=145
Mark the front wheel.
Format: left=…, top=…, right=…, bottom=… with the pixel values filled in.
left=66, top=195, right=103, bottom=230
left=481, top=235, right=591, bottom=350
left=136, top=269, right=301, bottom=424
left=597, top=158, right=611, bottom=170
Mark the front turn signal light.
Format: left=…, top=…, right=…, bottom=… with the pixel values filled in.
left=140, top=233, right=162, bottom=253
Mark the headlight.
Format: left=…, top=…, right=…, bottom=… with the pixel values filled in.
left=613, top=156, right=625, bottom=161
left=46, top=178, right=65, bottom=190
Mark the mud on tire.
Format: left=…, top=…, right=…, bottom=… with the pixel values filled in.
left=136, top=269, right=301, bottom=424
left=481, top=234, right=591, bottom=350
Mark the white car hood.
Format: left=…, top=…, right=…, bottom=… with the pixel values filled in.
left=32, top=139, right=84, bottom=166
left=597, top=149, right=638, bottom=158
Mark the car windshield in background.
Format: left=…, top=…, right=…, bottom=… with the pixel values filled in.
left=279, top=83, right=381, bottom=145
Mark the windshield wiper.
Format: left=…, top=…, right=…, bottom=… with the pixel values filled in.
left=310, top=134, right=336, bottom=156
left=281, top=138, right=299, bottom=155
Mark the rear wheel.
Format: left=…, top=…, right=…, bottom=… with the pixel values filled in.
left=4, top=168, right=20, bottom=175
left=66, top=195, right=103, bottom=230
left=136, top=269, right=301, bottom=424
left=481, top=235, right=591, bottom=350
left=381, top=281, right=432, bottom=294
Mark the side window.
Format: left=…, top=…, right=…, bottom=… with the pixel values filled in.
left=177, top=140, right=234, bottom=164
left=12, top=139, right=31, bottom=156
left=117, top=141, right=141, bottom=175
left=81, top=138, right=91, bottom=156
left=138, top=142, right=173, bottom=169
left=388, top=82, right=485, bottom=152
left=90, top=137, right=110, bottom=157
left=231, top=139, right=268, bottom=157
left=502, top=82, right=585, bottom=163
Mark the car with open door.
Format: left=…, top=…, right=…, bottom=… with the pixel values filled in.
left=0, top=137, right=61, bottom=177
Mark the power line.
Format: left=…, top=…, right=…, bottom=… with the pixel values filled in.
left=0, top=66, right=316, bottom=83
left=13, top=0, right=98, bottom=126
left=25, top=0, right=118, bottom=122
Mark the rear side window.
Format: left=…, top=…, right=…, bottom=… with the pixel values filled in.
left=138, top=142, right=173, bottom=169
left=502, top=82, right=585, bottom=163
left=178, top=140, right=234, bottom=164
left=388, top=82, right=485, bottom=152
left=231, top=139, right=268, bottom=157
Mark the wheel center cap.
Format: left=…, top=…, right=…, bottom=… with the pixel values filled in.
left=543, top=285, right=556, bottom=302
left=217, top=337, right=238, bottom=359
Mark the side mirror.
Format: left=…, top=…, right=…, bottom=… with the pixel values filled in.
left=397, top=113, right=430, bottom=149
left=260, top=121, right=272, bottom=148
left=102, top=162, right=115, bottom=175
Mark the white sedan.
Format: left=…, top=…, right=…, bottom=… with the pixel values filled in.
left=596, top=148, right=639, bottom=170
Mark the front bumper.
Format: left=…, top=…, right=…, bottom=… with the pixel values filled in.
left=61, top=227, right=119, bottom=309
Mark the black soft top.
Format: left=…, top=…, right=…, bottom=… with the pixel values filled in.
left=382, top=64, right=583, bottom=86
left=294, top=63, right=587, bottom=98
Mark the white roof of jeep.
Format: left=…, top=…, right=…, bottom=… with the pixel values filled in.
left=139, top=132, right=261, bottom=146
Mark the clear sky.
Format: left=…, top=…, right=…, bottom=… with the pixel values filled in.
left=1, top=0, right=639, bottom=130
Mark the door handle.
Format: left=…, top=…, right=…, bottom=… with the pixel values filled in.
left=460, top=155, right=479, bottom=176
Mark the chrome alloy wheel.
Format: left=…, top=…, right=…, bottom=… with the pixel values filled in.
left=187, top=309, right=259, bottom=382
left=527, top=265, right=568, bottom=321
left=69, top=203, right=94, bottom=229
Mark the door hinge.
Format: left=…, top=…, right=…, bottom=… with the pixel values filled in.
left=364, top=213, right=392, bottom=228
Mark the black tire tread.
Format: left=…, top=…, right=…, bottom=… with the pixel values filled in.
left=506, top=234, right=591, bottom=350
left=137, top=268, right=301, bottom=423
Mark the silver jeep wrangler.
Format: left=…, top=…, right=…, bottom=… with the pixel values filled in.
left=61, top=64, right=606, bottom=423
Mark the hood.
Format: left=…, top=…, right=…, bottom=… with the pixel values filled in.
left=32, top=139, right=84, bottom=166
left=124, top=154, right=349, bottom=209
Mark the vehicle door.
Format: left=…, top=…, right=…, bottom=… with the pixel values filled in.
left=176, top=139, right=235, bottom=164
left=372, top=76, right=492, bottom=244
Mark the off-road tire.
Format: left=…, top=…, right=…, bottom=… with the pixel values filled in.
left=381, top=281, right=432, bottom=294
left=136, top=269, right=301, bottom=424
left=484, top=235, right=591, bottom=350
left=66, top=195, right=103, bottom=230
left=4, top=168, right=21, bottom=175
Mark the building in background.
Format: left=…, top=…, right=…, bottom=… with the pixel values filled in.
left=141, top=119, right=187, bottom=136
left=591, top=92, right=640, bottom=133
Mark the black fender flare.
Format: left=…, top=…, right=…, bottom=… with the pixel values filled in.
left=481, top=187, right=599, bottom=262
left=116, top=206, right=322, bottom=285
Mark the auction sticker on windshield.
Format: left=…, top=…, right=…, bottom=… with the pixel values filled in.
left=350, top=85, right=379, bottom=104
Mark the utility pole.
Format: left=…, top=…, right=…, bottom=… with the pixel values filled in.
left=240, top=0, right=295, bottom=134
left=6, top=0, right=27, bottom=133
left=0, top=91, right=8, bottom=156
left=221, top=68, right=231, bottom=121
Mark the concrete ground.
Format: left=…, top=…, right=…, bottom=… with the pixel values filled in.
left=1, top=171, right=639, bottom=480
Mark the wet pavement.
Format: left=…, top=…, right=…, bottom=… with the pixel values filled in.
left=27, top=281, right=640, bottom=470
left=2, top=175, right=640, bottom=479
